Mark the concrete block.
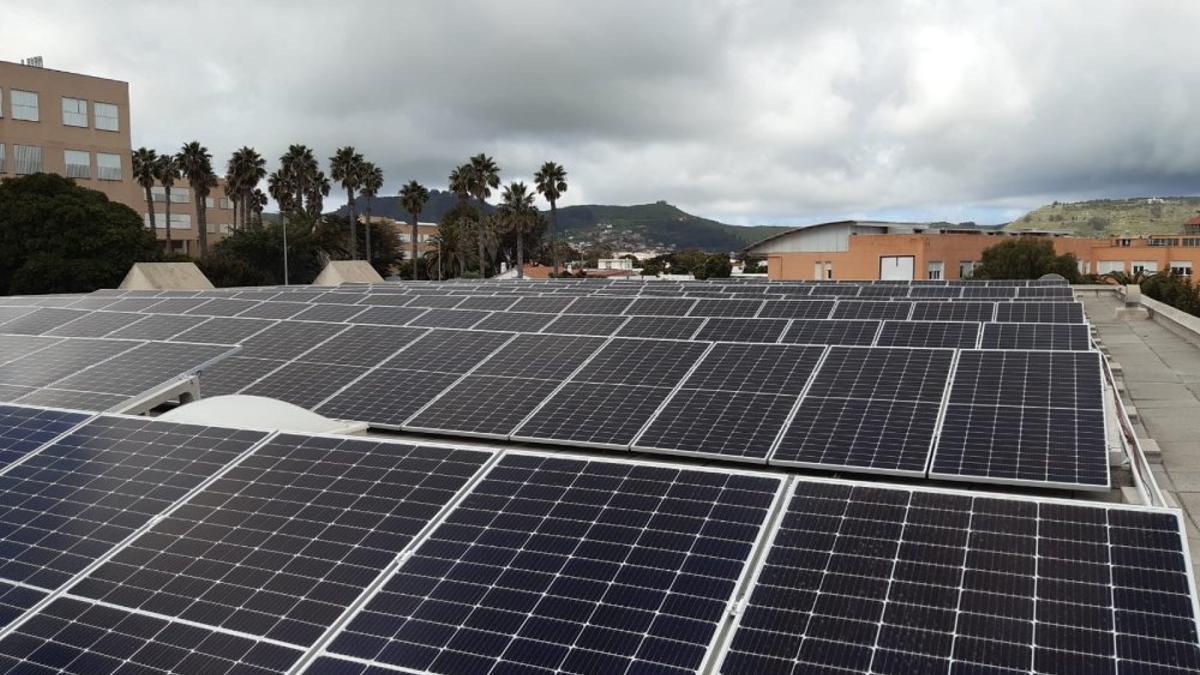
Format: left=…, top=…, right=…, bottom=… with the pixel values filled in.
left=312, top=261, right=384, bottom=286
left=1109, top=361, right=1123, bottom=376
left=1140, top=438, right=1163, bottom=462
left=1121, top=486, right=1143, bottom=506
left=1115, top=306, right=1150, bottom=321
left=119, top=262, right=213, bottom=290
left=1125, top=405, right=1139, bottom=424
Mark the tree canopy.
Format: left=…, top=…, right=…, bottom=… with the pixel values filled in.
left=0, top=174, right=159, bottom=295
left=972, top=238, right=1080, bottom=282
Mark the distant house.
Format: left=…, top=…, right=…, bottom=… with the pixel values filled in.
left=1184, top=216, right=1200, bottom=235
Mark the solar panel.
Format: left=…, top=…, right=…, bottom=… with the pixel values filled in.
left=236, top=322, right=347, bottom=360
left=0, top=335, right=60, bottom=365
left=379, top=330, right=512, bottom=373
left=875, top=320, right=980, bottom=349
left=297, top=325, right=427, bottom=367
left=625, top=297, right=697, bottom=316
left=0, top=581, right=45, bottom=632
left=289, top=303, right=368, bottom=323
left=565, top=296, right=633, bottom=315
left=350, top=305, right=428, bottom=326
left=0, top=308, right=90, bottom=335
left=688, top=299, right=764, bottom=318
left=321, top=453, right=783, bottom=674
left=0, top=339, right=136, bottom=388
left=472, top=334, right=606, bottom=380
left=316, top=369, right=463, bottom=427
left=831, top=301, right=913, bottom=320
left=358, top=293, right=414, bottom=307
left=541, top=314, right=630, bottom=336
left=49, top=341, right=236, bottom=397
left=0, top=597, right=304, bottom=673
left=962, top=285, right=1016, bottom=298
left=70, top=434, right=493, bottom=647
left=668, top=343, right=826, bottom=396
left=10, top=389, right=131, bottom=412
left=569, top=339, right=711, bottom=387
left=755, top=299, right=834, bottom=319
left=198, top=357, right=285, bottom=397
left=771, top=347, right=955, bottom=475
left=615, top=316, right=704, bottom=340
left=910, top=301, right=996, bottom=322
left=0, top=404, right=89, bottom=470
left=104, top=313, right=208, bottom=341
left=168, top=317, right=276, bottom=345
left=948, top=349, right=1103, bottom=409
left=0, top=415, right=267, bottom=590
left=779, top=319, right=880, bottom=346
left=908, top=285, right=963, bottom=298
left=42, top=311, right=142, bottom=338
left=454, top=295, right=519, bottom=311
left=406, top=294, right=466, bottom=309
left=95, top=298, right=163, bottom=313
left=0, top=307, right=37, bottom=327
left=980, top=322, right=1092, bottom=350
left=694, top=317, right=789, bottom=343
left=407, top=309, right=490, bottom=329
left=0, top=386, right=33, bottom=403
left=807, top=284, right=861, bottom=297
left=242, top=361, right=370, bottom=409
left=1018, top=285, right=1076, bottom=298
left=143, top=297, right=211, bottom=314
left=232, top=290, right=283, bottom=302
left=234, top=301, right=309, bottom=320
left=185, top=298, right=263, bottom=317
left=718, top=479, right=1200, bottom=675
left=405, top=376, right=562, bottom=438
left=472, top=311, right=556, bottom=333
left=995, top=301, right=1086, bottom=324
left=513, top=384, right=674, bottom=448
left=509, top=296, right=575, bottom=313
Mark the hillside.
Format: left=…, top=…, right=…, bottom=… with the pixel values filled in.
left=331, top=193, right=789, bottom=252
left=1008, top=197, right=1200, bottom=236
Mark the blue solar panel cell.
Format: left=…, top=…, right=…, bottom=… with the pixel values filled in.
left=0, top=404, right=89, bottom=470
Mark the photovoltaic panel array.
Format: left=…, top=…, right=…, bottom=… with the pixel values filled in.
left=980, top=322, right=1092, bottom=351
left=319, top=453, right=783, bottom=675
left=931, top=350, right=1109, bottom=489
left=875, top=320, right=980, bottom=349
left=0, top=404, right=89, bottom=471
left=718, top=479, right=1200, bottom=675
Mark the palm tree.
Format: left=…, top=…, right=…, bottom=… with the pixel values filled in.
left=500, top=182, right=537, bottom=279
left=226, top=147, right=266, bottom=230
left=400, top=180, right=430, bottom=279
left=177, top=141, right=215, bottom=256
left=154, top=154, right=180, bottom=251
left=267, top=169, right=294, bottom=212
left=466, top=153, right=500, bottom=277
left=535, top=161, right=568, bottom=274
left=359, top=162, right=383, bottom=262
left=279, top=145, right=319, bottom=213
left=330, top=147, right=364, bottom=259
left=448, top=165, right=471, bottom=203
left=306, top=171, right=331, bottom=217
left=250, top=188, right=268, bottom=226
left=131, top=148, right=158, bottom=239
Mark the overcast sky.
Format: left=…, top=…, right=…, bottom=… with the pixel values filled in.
left=8, top=1, right=1200, bottom=225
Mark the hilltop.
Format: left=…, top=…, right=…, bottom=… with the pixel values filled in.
left=1008, top=197, right=1200, bottom=236
left=331, top=193, right=790, bottom=252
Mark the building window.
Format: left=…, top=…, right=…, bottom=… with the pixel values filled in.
left=151, top=186, right=166, bottom=202
left=206, top=222, right=233, bottom=235
left=1170, top=261, right=1193, bottom=276
left=11, top=90, right=39, bottom=121
left=927, top=261, right=944, bottom=280
left=61, top=97, right=88, bottom=127
left=1184, top=239, right=1200, bottom=247
left=13, top=145, right=42, bottom=174
left=171, top=187, right=189, bottom=204
left=825, top=262, right=833, bottom=279
left=1097, top=261, right=1125, bottom=275
left=64, top=150, right=91, bottom=178
left=94, top=102, right=119, bottom=131
left=96, top=153, right=121, bottom=181
left=1132, top=261, right=1158, bottom=275
left=144, top=212, right=192, bottom=230
left=1114, top=238, right=1132, bottom=247
left=0, top=144, right=5, bottom=173
left=204, top=197, right=214, bottom=209
left=959, top=261, right=976, bottom=278
left=218, top=197, right=233, bottom=209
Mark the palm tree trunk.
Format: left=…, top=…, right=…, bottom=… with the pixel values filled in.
left=551, top=199, right=560, bottom=274
left=164, top=187, right=173, bottom=251
left=517, top=227, right=524, bottom=279
left=365, top=200, right=373, bottom=263
left=232, top=200, right=239, bottom=234
left=437, top=241, right=442, bottom=280
left=348, top=194, right=357, bottom=260
left=411, top=216, right=419, bottom=280
left=197, top=194, right=208, bottom=257
left=477, top=218, right=486, bottom=278
left=144, top=187, right=157, bottom=245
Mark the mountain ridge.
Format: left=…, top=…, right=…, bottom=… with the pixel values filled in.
left=1008, top=196, right=1200, bottom=237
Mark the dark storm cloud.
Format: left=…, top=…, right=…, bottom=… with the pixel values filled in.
left=8, top=0, right=1200, bottom=223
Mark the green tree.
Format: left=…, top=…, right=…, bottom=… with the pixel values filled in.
left=225, top=147, right=266, bottom=230
left=499, top=181, right=539, bottom=279
left=534, top=161, right=568, bottom=274
left=699, top=254, right=732, bottom=279
left=154, top=153, right=180, bottom=250
left=131, top=147, right=158, bottom=239
left=0, top=174, right=159, bottom=294
left=176, top=141, right=216, bottom=256
left=278, top=144, right=319, bottom=215
left=399, top=180, right=430, bottom=279
left=972, top=238, right=1080, bottom=282
left=330, top=147, right=364, bottom=258
left=465, top=153, right=501, bottom=277
left=359, top=161, right=383, bottom=261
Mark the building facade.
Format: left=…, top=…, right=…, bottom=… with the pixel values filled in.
left=747, top=220, right=1200, bottom=280
left=365, top=217, right=439, bottom=258
left=138, top=177, right=235, bottom=255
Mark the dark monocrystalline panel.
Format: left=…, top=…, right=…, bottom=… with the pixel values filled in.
left=950, top=350, right=1103, bottom=410
left=455, top=295, right=519, bottom=311
left=235, top=301, right=309, bottom=320
left=71, top=435, right=492, bottom=647
left=290, top=303, right=368, bottom=323
left=316, top=291, right=371, bottom=305
left=565, top=296, right=633, bottom=315
left=407, top=309, right=490, bottom=329
left=875, top=320, right=981, bottom=349
left=0, top=386, right=33, bottom=403
left=806, top=346, right=954, bottom=403
left=571, top=338, right=710, bottom=387
left=0, top=416, right=266, bottom=590
left=625, top=297, right=697, bottom=316
left=831, top=300, right=913, bottom=320
left=756, top=299, right=835, bottom=319
left=932, top=404, right=1108, bottom=488
left=143, top=297, right=211, bottom=314
left=772, top=397, right=937, bottom=473
left=0, top=597, right=303, bottom=674
left=694, top=317, right=789, bottom=343
left=780, top=319, right=879, bottom=346
left=379, top=330, right=512, bottom=374
left=615, top=315, right=704, bottom=340
left=0, top=339, right=136, bottom=388
left=298, top=325, right=427, bottom=367
left=405, top=376, right=561, bottom=436
left=688, top=298, right=764, bottom=318
left=541, top=314, right=630, bottom=336
left=406, top=294, right=466, bottom=309
left=169, top=317, right=276, bottom=344
left=98, top=298, right=163, bottom=312
left=635, top=389, right=796, bottom=461
left=806, top=284, right=861, bottom=297
left=980, top=322, right=1091, bottom=351
left=0, top=581, right=45, bottom=632
left=12, top=389, right=130, bottom=412
left=682, top=343, right=825, bottom=395
left=198, top=357, right=285, bottom=397
left=0, top=308, right=90, bottom=335
left=44, top=311, right=144, bottom=338
left=64, top=296, right=120, bottom=310
left=326, top=454, right=781, bottom=674
left=720, top=483, right=1200, bottom=675
left=237, top=321, right=348, bottom=359
left=349, top=305, right=428, bottom=326
left=472, top=334, right=606, bottom=379
left=316, top=368, right=463, bottom=427
left=358, top=293, right=416, bottom=307
left=853, top=285, right=907, bottom=298
left=910, top=301, right=996, bottom=322
left=0, top=307, right=37, bottom=327
left=473, top=311, right=557, bottom=333
left=513, top=384, right=671, bottom=447
left=908, top=285, right=963, bottom=298
left=0, top=335, right=60, bottom=365
left=232, top=290, right=284, bottom=302
left=962, top=285, right=1016, bottom=298
left=508, top=296, right=575, bottom=313
left=1018, top=286, right=1075, bottom=298
left=995, top=301, right=1085, bottom=324
left=104, top=313, right=208, bottom=341
left=242, top=361, right=370, bottom=409
left=0, top=404, right=89, bottom=470
left=52, top=342, right=236, bottom=396
left=185, top=298, right=262, bottom=317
